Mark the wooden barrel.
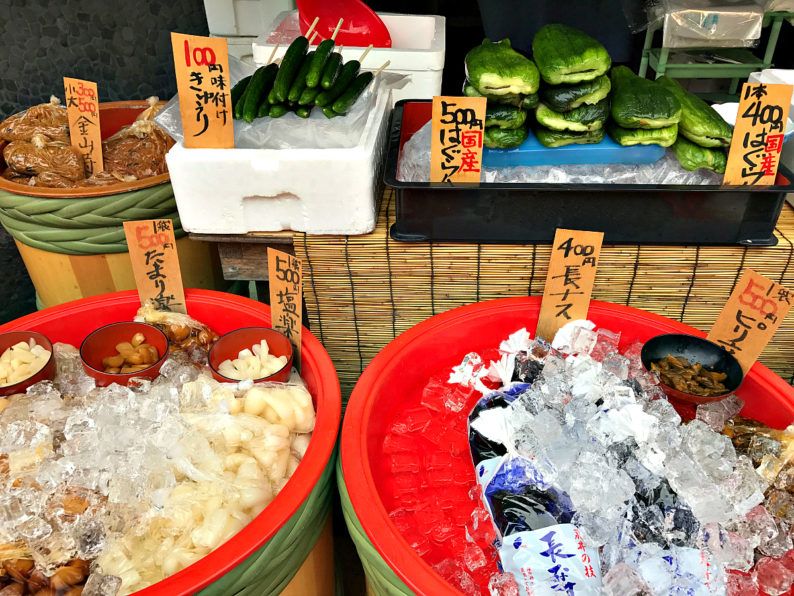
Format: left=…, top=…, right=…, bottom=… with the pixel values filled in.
left=16, top=237, right=221, bottom=309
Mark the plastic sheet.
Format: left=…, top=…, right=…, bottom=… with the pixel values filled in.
left=0, top=96, right=70, bottom=143
left=3, top=134, right=85, bottom=181
left=653, top=0, right=765, bottom=48
left=156, top=56, right=403, bottom=150
left=397, top=121, right=724, bottom=185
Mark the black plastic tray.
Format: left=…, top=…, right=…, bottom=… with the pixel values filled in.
left=386, top=100, right=793, bottom=246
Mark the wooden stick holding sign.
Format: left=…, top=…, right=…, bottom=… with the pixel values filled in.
left=268, top=248, right=303, bottom=366
left=123, top=219, right=187, bottom=314
left=63, top=77, right=103, bottom=176
left=170, top=33, right=234, bottom=149
left=707, top=269, right=792, bottom=373
left=723, top=83, right=793, bottom=186
left=430, top=96, right=487, bottom=184
left=536, top=229, right=604, bottom=341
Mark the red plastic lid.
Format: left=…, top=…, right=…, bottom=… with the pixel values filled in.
left=342, top=297, right=794, bottom=595
left=0, top=289, right=341, bottom=595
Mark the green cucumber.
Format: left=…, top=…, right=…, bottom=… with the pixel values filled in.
left=298, top=87, right=321, bottom=106
left=306, top=39, right=335, bottom=88
left=322, top=107, right=338, bottom=119
left=268, top=104, right=288, bottom=118
left=268, top=88, right=278, bottom=105
left=320, top=52, right=343, bottom=89
left=315, top=60, right=359, bottom=106
left=287, top=51, right=315, bottom=103
left=231, top=75, right=252, bottom=119
left=332, top=71, right=373, bottom=114
left=273, top=36, right=309, bottom=102
left=242, top=64, right=278, bottom=123
left=295, top=106, right=311, bottom=118
left=257, top=101, right=270, bottom=118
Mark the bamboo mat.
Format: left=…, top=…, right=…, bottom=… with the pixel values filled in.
left=294, top=191, right=794, bottom=398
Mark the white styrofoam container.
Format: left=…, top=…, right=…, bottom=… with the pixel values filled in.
left=166, top=89, right=390, bottom=235
left=203, top=0, right=294, bottom=37
left=253, top=11, right=445, bottom=105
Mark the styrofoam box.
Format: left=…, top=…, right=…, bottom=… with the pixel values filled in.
left=166, top=88, right=390, bottom=235
left=253, top=11, right=445, bottom=105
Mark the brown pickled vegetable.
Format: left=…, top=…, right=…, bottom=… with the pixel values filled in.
left=3, top=135, right=85, bottom=181
left=102, top=332, right=160, bottom=373
left=650, top=354, right=728, bottom=397
left=0, top=559, right=90, bottom=596
left=101, top=120, right=173, bottom=180
left=0, top=97, right=69, bottom=144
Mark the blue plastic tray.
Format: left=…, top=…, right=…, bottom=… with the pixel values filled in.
left=483, top=130, right=666, bottom=168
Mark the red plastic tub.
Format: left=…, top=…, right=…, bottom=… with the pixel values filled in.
left=0, top=289, right=341, bottom=595
left=341, top=296, right=794, bottom=595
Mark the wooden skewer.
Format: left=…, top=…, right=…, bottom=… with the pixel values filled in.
left=358, top=44, right=373, bottom=64
left=268, top=44, right=280, bottom=64
left=331, top=18, right=344, bottom=41
left=373, top=60, right=390, bottom=77
left=310, top=31, right=319, bottom=44
left=305, top=16, right=320, bottom=39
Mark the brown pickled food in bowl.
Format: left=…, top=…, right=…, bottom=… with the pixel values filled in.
left=650, top=354, right=729, bottom=397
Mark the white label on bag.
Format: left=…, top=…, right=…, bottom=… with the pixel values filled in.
left=499, top=524, right=602, bottom=596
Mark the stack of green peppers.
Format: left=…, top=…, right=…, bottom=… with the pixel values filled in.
left=231, top=35, right=375, bottom=123
left=532, top=24, right=612, bottom=147
left=463, top=39, right=539, bottom=149
left=658, top=77, right=732, bottom=174
left=607, top=66, right=682, bottom=149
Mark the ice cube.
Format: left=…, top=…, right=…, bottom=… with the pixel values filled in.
left=753, top=556, right=794, bottom=596
left=433, top=559, right=477, bottom=594
left=463, top=543, right=488, bottom=571
left=696, top=395, right=744, bottom=432
left=83, top=573, right=123, bottom=596
left=602, top=562, right=653, bottom=595
left=488, top=572, right=520, bottom=596
left=726, top=570, right=759, bottom=596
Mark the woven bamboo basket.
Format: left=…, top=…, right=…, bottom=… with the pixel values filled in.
left=294, top=189, right=794, bottom=397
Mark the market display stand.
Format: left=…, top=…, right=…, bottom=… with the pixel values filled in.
left=193, top=189, right=794, bottom=398
left=639, top=10, right=794, bottom=96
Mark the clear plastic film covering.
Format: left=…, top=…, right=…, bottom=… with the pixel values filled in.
left=155, top=56, right=405, bottom=150
left=397, top=122, right=724, bottom=185
left=651, top=0, right=766, bottom=48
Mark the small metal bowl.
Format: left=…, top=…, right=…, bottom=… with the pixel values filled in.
left=641, top=333, right=744, bottom=405
left=0, top=331, right=56, bottom=396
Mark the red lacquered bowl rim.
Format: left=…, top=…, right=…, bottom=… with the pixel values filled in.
left=79, top=321, right=169, bottom=383
left=0, top=289, right=341, bottom=595
left=341, top=296, right=794, bottom=596
left=208, top=326, right=294, bottom=383
left=0, top=330, right=55, bottom=395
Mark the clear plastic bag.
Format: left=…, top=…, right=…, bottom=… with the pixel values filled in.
left=397, top=121, right=724, bottom=185
left=657, top=0, right=765, bottom=48
left=0, top=96, right=70, bottom=143
left=155, top=56, right=402, bottom=150
left=3, top=133, right=86, bottom=181
left=101, top=97, right=174, bottom=180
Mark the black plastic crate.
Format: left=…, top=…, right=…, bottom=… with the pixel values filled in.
left=386, top=100, right=793, bottom=246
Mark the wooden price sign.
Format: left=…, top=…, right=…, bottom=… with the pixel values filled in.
left=63, top=77, right=103, bottom=175
left=268, top=248, right=303, bottom=361
left=430, top=96, right=487, bottom=183
left=723, top=83, right=793, bottom=186
left=707, top=269, right=792, bottom=373
left=170, top=32, right=234, bottom=149
left=536, top=229, right=604, bottom=341
left=123, top=219, right=187, bottom=313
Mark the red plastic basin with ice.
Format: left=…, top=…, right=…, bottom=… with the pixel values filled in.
left=0, top=289, right=341, bottom=595
left=341, top=297, right=794, bottom=595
